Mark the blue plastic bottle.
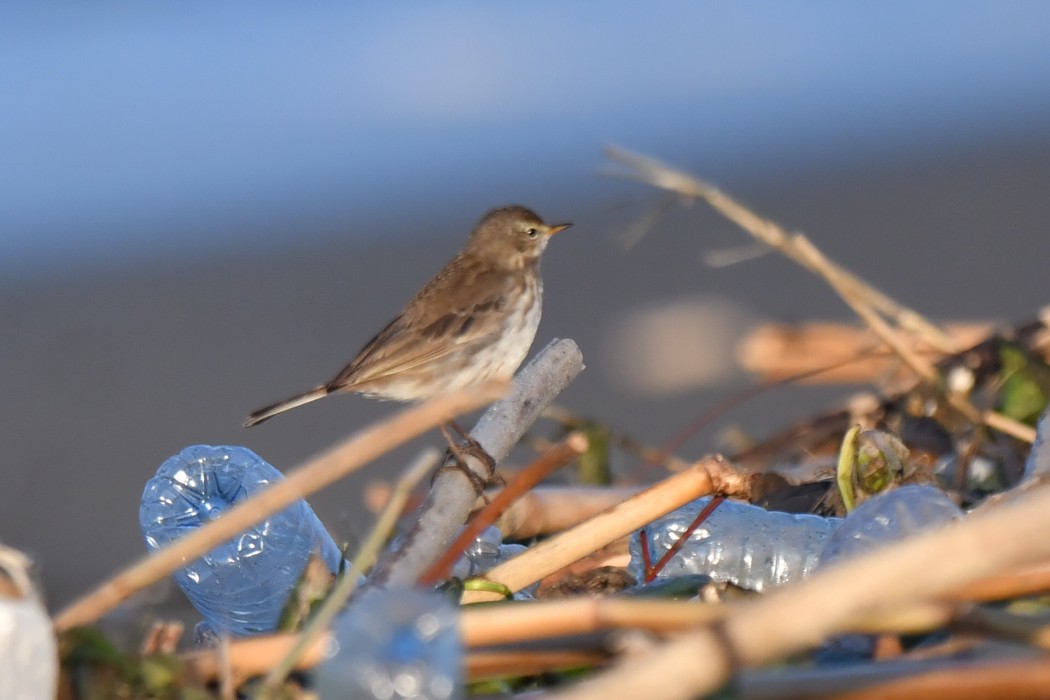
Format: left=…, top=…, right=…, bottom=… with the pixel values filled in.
left=316, top=588, right=461, bottom=700
left=139, top=445, right=342, bottom=636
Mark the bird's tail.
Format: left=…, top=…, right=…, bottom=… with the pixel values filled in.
left=243, top=385, right=330, bottom=427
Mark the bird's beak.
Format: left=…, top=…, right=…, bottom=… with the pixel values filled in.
left=546, top=223, right=572, bottom=236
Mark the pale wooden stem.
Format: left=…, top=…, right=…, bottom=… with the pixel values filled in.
left=467, top=650, right=608, bottom=683
left=485, top=486, right=643, bottom=540
left=460, top=456, right=751, bottom=603
left=737, top=657, right=1050, bottom=700
left=366, top=338, right=585, bottom=589
left=739, top=321, right=993, bottom=384
left=183, top=633, right=327, bottom=689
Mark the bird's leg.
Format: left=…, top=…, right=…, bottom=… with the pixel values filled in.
left=449, top=420, right=504, bottom=486
left=436, top=423, right=497, bottom=495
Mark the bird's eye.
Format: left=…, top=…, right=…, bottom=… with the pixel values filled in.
left=525, top=228, right=539, bottom=239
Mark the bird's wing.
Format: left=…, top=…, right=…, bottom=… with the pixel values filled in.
left=327, top=263, right=511, bottom=389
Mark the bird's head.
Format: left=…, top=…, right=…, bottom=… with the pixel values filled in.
left=468, top=205, right=572, bottom=270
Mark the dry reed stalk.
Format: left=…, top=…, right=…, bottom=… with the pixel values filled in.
left=604, top=146, right=1035, bottom=444
left=501, top=487, right=632, bottom=534
left=946, top=559, right=1050, bottom=602
left=552, top=483, right=1050, bottom=700
left=460, top=598, right=728, bottom=647
left=467, top=650, right=609, bottom=682
left=53, top=383, right=503, bottom=632
left=183, top=632, right=326, bottom=688
left=460, top=456, right=751, bottom=603
left=488, top=486, right=643, bottom=539
left=823, top=658, right=1050, bottom=700
left=739, top=321, right=993, bottom=384
left=463, top=598, right=957, bottom=649
left=795, top=237, right=1034, bottom=443
left=736, top=656, right=1050, bottom=700
left=604, top=146, right=957, bottom=353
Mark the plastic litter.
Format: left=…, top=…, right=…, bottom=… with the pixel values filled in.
left=139, top=444, right=342, bottom=636
left=316, top=588, right=461, bottom=700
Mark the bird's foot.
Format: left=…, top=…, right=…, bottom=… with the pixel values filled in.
left=437, top=424, right=497, bottom=496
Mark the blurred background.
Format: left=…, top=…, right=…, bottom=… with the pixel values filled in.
left=2, top=1, right=1049, bottom=609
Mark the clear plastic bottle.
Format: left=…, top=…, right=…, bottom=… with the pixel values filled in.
left=139, top=444, right=343, bottom=636
left=628, top=497, right=841, bottom=591
left=450, top=525, right=534, bottom=599
left=815, top=484, right=964, bottom=662
left=315, top=588, right=461, bottom=700
left=819, top=484, right=963, bottom=566
left=450, top=525, right=526, bottom=579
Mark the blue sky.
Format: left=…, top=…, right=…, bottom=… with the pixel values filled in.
left=3, top=1, right=1049, bottom=277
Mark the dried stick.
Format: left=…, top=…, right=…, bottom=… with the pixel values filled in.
left=737, top=657, right=1050, bottom=700
left=418, top=432, right=588, bottom=585
left=797, top=231, right=1034, bottom=443
left=946, top=559, right=1050, bottom=602
left=188, top=641, right=600, bottom=687
left=461, top=598, right=728, bottom=647
left=604, top=146, right=1035, bottom=444
left=643, top=495, right=725, bottom=583
left=366, top=338, right=585, bottom=589
left=179, top=596, right=951, bottom=688
left=487, top=486, right=643, bottom=540
left=53, top=384, right=502, bottom=632
left=604, top=146, right=956, bottom=352
left=791, top=235, right=993, bottom=423
left=467, top=650, right=609, bottom=683
left=183, top=632, right=327, bottom=689
left=552, top=483, right=1050, bottom=700
left=460, top=456, right=751, bottom=603
left=739, top=321, right=993, bottom=384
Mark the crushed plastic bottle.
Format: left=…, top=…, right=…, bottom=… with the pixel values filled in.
left=0, top=545, right=56, bottom=700
left=449, top=525, right=527, bottom=579
left=316, top=588, right=461, bottom=700
left=629, top=497, right=842, bottom=592
left=448, top=525, right=534, bottom=599
left=815, top=484, right=964, bottom=662
left=139, top=445, right=343, bottom=636
left=819, top=484, right=963, bottom=566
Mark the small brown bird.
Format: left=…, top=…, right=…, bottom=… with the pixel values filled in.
left=244, top=205, right=571, bottom=428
